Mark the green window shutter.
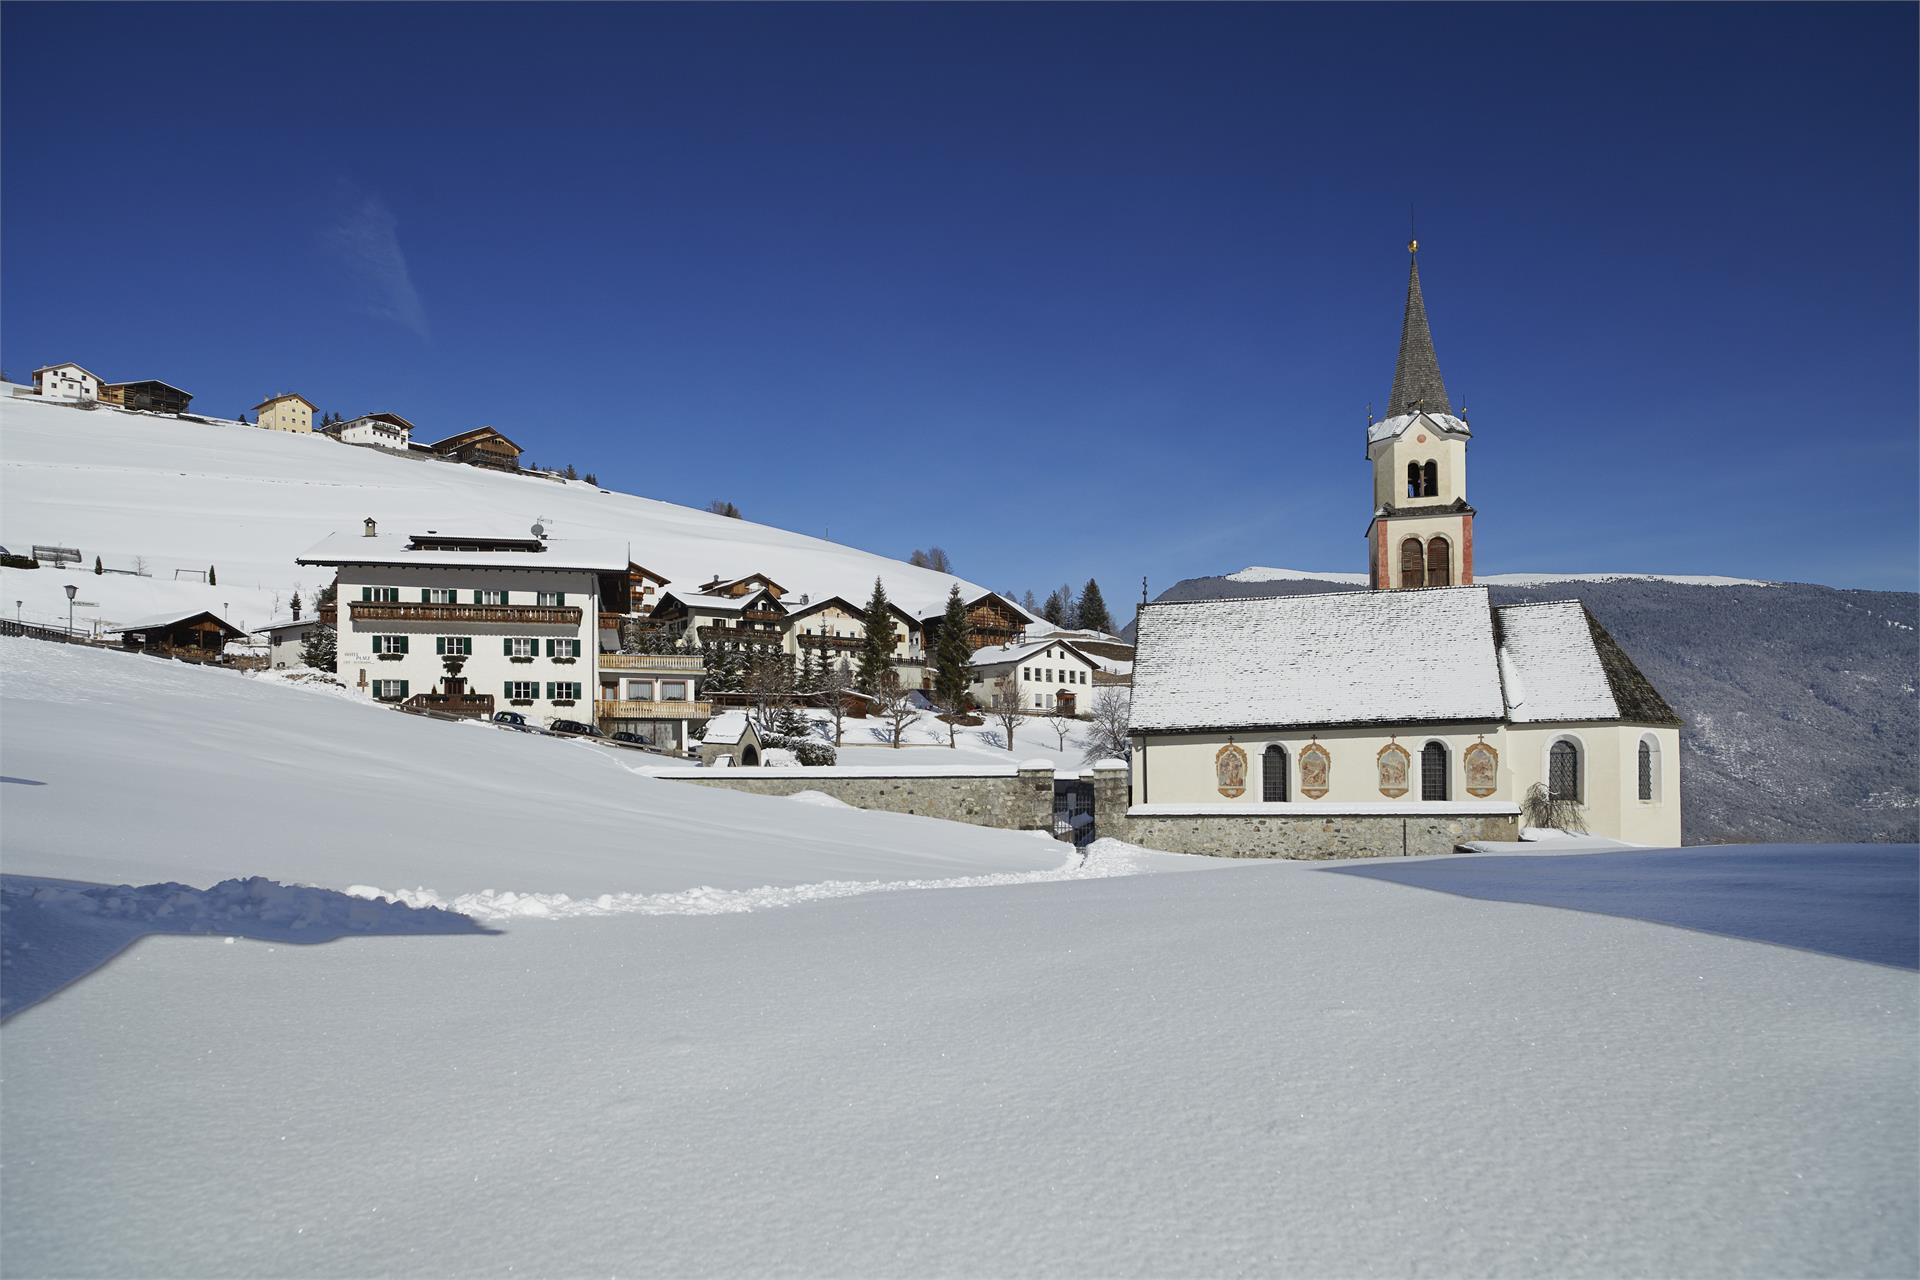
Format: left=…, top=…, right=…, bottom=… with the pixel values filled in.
left=555, top=593, right=565, bottom=606
left=398, top=681, right=409, bottom=698
left=362, top=587, right=371, bottom=601
left=544, top=682, right=553, bottom=699
left=505, top=681, right=513, bottom=697
left=545, top=638, right=554, bottom=657
left=421, top=589, right=430, bottom=603
left=504, top=638, right=513, bottom=656
left=475, top=590, right=483, bottom=604
left=436, top=637, right=445, bottom=655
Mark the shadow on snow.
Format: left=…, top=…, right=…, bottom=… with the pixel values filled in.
left=1322, top=844, right=1919, bottom=970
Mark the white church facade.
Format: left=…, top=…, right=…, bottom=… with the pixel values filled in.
left=1121, top=242, right=1683, bottom=856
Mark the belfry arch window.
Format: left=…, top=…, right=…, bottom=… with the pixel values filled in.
left=1262, top=744, right=1289, bottom=802
left=1421, top=741, right=1449, bottom=800
left=1399, top=537, right=1426, bottom=588
left=1549, top=739, right=1582, bottom=803
left=1422, top=460, right=1438, bottom=497
left=1426, top=535, right=1452, bottom=587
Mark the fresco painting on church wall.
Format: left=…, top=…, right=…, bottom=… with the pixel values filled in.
left=1214, top=743, right=1248, bottom=798
left=1299, top=743, right=1331, bottom=799
left=1377, top=743, right=1412, bottom=798
left=1464, top=742, right=1499, bottom=798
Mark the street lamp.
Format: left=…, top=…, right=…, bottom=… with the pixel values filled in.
left=64, top=583, right=77, bottom=637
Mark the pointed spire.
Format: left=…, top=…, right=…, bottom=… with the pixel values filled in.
left=1386, top=239, right=1452, bottom=418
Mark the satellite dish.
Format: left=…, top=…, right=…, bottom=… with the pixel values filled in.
left=530, top=522, right=546, bottom=539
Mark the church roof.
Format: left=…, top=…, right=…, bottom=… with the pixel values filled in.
left=1386, top=243, right=1453, bottom=419
left=1130, top=587, right=1508, bottom=733
left=1130, top=589, right=1682, bottom=735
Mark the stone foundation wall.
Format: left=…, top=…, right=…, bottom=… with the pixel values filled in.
left=1106, top=809, right=1518, bottom=859
left=665, top=766, right=1055, bottom=832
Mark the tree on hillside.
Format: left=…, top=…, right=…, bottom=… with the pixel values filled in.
left=1076, top=579, right=1113, bottom=635
left=875, top=672, right=921, bottom=749
left=1054, top=583, right=1079, bottom=628
left=290, top=590, right=303, bottom=621
left=857, top=577, right=895, bottom=693
left=316, top=579, right=337, bottom=610
left=989, top=679, right=1023, bottom=753
left=93, top=556, right=102, bottom=575
left=909, top=550, right=930, bottom=568
left=1040, top=589, right=1067, bottom=627
left=932, top=585, right=974, bottom=747
left=583, top=473, right=598, bottom=486
left=1043, top=709, right=1078, bottom=752
left=818, top=658, right=853, bottom=746
left=705, top=500, right=743, bottom=518
left=300, top=624, right=337, bottom=672
left=1080, top=686, right=1132, bottom=765
left=207, top=564, right=217, bottom=587
left=1021, top=589, right=1040, bottom=613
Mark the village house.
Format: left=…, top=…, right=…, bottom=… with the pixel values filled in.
left=114, top=609, right=248, bottom=661
left=254, top=393, right=316, bottom=433
left=322, top=411, right=414, bottom=452
left=648, top=585, right=791, bottom=650
left=969, top=637, right=1102, bottom=715
left=1115, top=240, right=1682, bottom=857
left=428, top=425, right=523, bottom=471
left=921, top=590, right=1029, bottom=656
left=254, top=616, right=324, bottom=669
left=596, top=652, right=708, bottom=750
left=31, top=363, right=99, bottom=402
left=296, top=520, right=623, bottom=721
left=101, top=380, right=194, bottom=415
left=782, top=594, right=923, bottom=671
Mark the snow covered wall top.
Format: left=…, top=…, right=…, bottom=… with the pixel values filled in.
left=0, top=393, right=994, bottom=625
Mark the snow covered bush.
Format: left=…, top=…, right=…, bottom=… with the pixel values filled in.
left=766, top=734, right=836, bottom=766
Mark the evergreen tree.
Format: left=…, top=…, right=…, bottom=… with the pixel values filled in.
left=208, top=564, right=217, bottom=587
left=1055, top=582, right=1078, bottom=628
left=316, top=579, right=337, bottom=609
left=932, top=585, right=973, bottom=731
left=857, top=577, right=895, bottom=694
left=290, top=590, right=302, bottom=620
left=299, top=624, right=337, bottom=671
left=909, top=550, right=931, bottom=568
left=1076, top=578, right=1113, bottom=634
left=1040, top=589, right=1066, bottom=627
left=564, top=464, right=579, bottom=480
left=93, top=555, right=103, bottom=575
left=583, top=473, right=598, bottom=486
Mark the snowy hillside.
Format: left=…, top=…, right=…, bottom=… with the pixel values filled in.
left=1153, top=568, right=1920, bottom=845
left=0, top=391, right=992, bottom=635
left=4, top=635, right=1915, bottom=1276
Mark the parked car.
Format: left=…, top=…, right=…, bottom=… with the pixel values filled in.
left=608, top=730, right=653, bottom=749
left=492, top=711, right=540, bottom=733
left=548, top=719, right=604, bottom=739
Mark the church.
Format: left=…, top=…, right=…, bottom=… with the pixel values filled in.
left=1123, top=242, right=1683, bottom=857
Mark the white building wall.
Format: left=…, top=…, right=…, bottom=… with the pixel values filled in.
left=333, top=563, right=599, bottom=724
left=337, top=419, right=410, bottom=451
left=1130, top=723, right=1511, bottom=807
left=971, top=643, right=1100, bottom=714
left=34, top=365, right=98, bottom=402
left=1507, top=722, right=1682, bottom=846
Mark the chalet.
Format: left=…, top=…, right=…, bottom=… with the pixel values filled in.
left=648, top=587, right=789, bottom=650
left=100, top=380, right=193, bottom=415
left=296, top=520, right=623, bottom=721
left=115, top=610, right=247, bottom=660
left=596, top=651, right=708, bottom=749
left=783, top=595, right=922, bottom=668
left=323, top=412, right=414, bottom=452
left=254, top=616, right=324, bottom=669
left=969, top=637, right=1101, bottom=716
left=921, top=591, right=1029, bottom=656
left=696, top=573, right=788, bottom=600
left=428, top=425, right=523, bottom=471
left=32, top=363, right=99, bottom=402
left=254, top=393, right=316, bottom=433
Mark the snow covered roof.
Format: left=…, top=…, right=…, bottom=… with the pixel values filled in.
left=697, top=712, right=752, bottom=744
left=1130, top=587, right=1508, bottom=733
left=295, top=529, right=627, bottom=572
left=33, top=362, right=99, bottom=379
left=660, top=590, right=756, bottom=613
left=114, top=610, right=245, bottom=636
left=1367, top=411, right=1471, bottom=448
left=968, top=638, right=1098, bottom=670
left=253, top=616, right=321, bottom=635
left=1495, top=602, right=1680, bottom=726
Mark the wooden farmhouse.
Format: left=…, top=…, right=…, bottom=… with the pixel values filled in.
left=100, top=380, right=193, bottom=414
left=428, top=426, right=523, bottom=471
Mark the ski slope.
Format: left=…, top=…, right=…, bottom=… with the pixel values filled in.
left=0, top=391, right=993, bottom=635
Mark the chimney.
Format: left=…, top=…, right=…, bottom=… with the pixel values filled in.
left=363, top=517, right=378, bottom=538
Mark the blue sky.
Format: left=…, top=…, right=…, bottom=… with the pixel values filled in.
left=5, top=3, right=1915, bottom=605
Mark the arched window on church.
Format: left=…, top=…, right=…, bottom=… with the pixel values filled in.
left=1549, top=739, right=1581, bottom=803
left=1422, top=460, right=1438, bottom=497
left=1638, top=737, right=1658, bottom=801
left=1262, top=744, right=1289, bottom=802
left=1426, top=535, right=1452, bottom=586
left=1421, top=741, right=1449, bottom=800
left=1406, top=461, right=1421, bottom=498
left=1400, top=537, right=1426, bottom=588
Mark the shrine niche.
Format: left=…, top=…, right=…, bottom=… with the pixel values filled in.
left=1463, top=742, right=1500, bottom=798
left=1215, top=743, right=1248, bottom=798
left=1299, top=743, right=1331, bottom=799
left=1377, top=743, right=1411, bottom=798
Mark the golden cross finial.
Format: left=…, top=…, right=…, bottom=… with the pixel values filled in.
left=1408, top=237, right=1419, bottom=254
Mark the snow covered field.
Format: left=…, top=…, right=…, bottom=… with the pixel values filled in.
left=3, top=640, right=1916, bottom=1276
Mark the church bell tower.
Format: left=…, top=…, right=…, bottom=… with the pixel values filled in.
left=1366, top=240, right=1474, bottom=589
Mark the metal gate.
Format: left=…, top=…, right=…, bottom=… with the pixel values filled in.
left=1052, top=778, right=1096, bottom=847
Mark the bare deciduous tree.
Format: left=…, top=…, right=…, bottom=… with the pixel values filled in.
left=989, top=678, right=1024, bottom=753
left=1079, top=686, right=1132, bottom=764
left=875, top=672, right=921, bottom=749
left=1043, top=709, right=1077, bottom=752
left=817, top=657, right=853, bottom=746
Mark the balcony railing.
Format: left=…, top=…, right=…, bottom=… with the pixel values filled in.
left=796, top=633, right=862, bottom=650
left=696, top=624, right=782, bottom=644
left=600, top=653, right=705, bottom=672
left=596, top=698, right=712, bottom=720
left=741, top=609, right=786, bottom=624
left=347, top=602, right=583, bottom=625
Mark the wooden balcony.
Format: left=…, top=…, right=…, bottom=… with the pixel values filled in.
left=741, top=609, right=786, bottom=624
left=696, top=624, right=782, bottom=645
left=596, top=698, right=712, bottom=720
left=600, top=652, right=705, bottom=672
left=796, top=633, right=862, bottom=651
left=347, top=602, right=583, bottom=625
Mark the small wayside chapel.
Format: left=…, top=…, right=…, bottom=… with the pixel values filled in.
left=1119, top=242, right=1684, bottom=857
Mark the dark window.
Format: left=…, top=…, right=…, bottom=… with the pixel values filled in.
left=1262, top=745, right=1289, bottom=802
left=1423, top=460, right=1438, bottom=496
left=1549, top=740, right=1580, bottom=802
left=1406, top=461, right=1421, bottom=498
left=1421, top=742, right=1449, bottom=800
left=1638, top=740, right=1654, bottom=801
left=1400, top=538, right=1426, bottom=589
left=1426, top=535, right=1452, bottom=587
